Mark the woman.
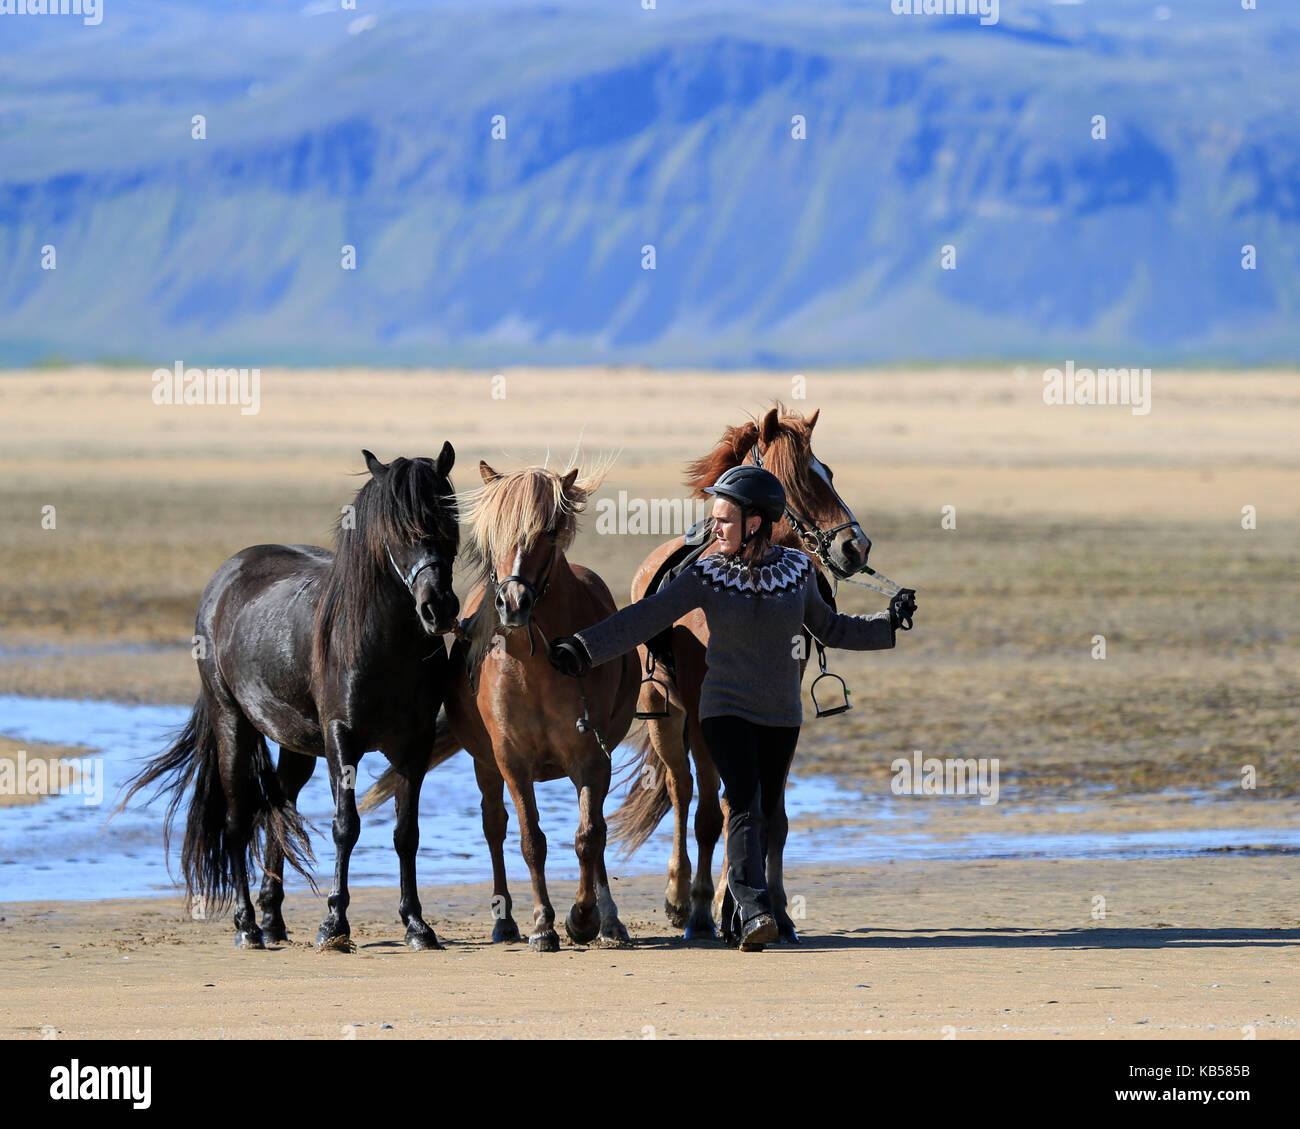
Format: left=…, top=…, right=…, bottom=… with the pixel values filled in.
left=548, top=465, right=917, bottom=950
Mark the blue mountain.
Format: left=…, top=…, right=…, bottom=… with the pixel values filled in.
left=0, top=0, right=1296, bottom=366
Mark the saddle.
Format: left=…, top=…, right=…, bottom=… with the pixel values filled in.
left=640, top=516, right=716, bottom=685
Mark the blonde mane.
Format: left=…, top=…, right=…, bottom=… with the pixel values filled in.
left=458, top=455, right=612, bottom=686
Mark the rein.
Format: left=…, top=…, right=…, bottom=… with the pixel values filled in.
left=745, top=445, right=912, bottom=621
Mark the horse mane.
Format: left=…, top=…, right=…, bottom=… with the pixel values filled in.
left=684, top=401, right=830, bottom=533
left=459, top=459, right=609, bottom=690
left=312, top=456, right=459, bottom=681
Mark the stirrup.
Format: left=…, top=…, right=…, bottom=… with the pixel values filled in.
left=634, top=652, right=672, bottom=720
left=809, top=641, right=852, bottom=718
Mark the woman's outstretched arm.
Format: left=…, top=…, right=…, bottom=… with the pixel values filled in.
left=575, top=566, right=707, bottom=666
left=802, top=577, right=896, bottom=651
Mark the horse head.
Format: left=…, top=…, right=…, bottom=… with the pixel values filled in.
left=360, top=444, right=461, bottom=637
left=469, top=461, right=598, bottom=630
left=688, top=404, right=872, bottom=580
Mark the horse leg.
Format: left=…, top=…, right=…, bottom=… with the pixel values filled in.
left=257, top=748, right=315, bottom=943
left=647, top=712, right=694, bottom=929
left=685, top=713, right=723, bottom=940
left=316, top=720, right=361, bottom=952
left=503, top=771, right=558, bottom=952
left=566, top=760, right=629, bottom=945
left=208, top=695, right=266, bottom=950
left=391, top=747, right=442, bottom=951
left=475, top=758, right=520, bottom=942
left=592, top=783, right=632, bottom=946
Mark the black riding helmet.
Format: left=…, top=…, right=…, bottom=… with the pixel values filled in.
left=704, top=465, right=787, bottom=546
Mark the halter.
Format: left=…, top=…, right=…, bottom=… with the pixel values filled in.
left=488, top=534, right=557, bottom=613
left=748, top=445, right=864, bottom=582
left=487, top=533, right=558, bottom=657
left=384, top=541, right=446, bottom=595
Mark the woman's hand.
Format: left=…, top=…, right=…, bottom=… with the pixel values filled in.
left=547, top=635, right=592, bottom=677
left=889, top=588, right=917, bottom=631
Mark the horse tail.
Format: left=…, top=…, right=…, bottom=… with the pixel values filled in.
left=116, top=695, right=315, bottom=911
left=608, top=722, right=672, bottom=857
left=357, top=709, right=462, bottom=814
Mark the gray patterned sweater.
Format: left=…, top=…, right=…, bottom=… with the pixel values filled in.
left=575, top=545, right=894, bottom=727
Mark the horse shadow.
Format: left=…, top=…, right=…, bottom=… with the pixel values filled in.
left=634, top=925, right=1300, bottom=951
left=801, top=925, right=1300, bottom=951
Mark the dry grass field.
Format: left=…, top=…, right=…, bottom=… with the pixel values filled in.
left=1, top=368, right=1295, bottom=801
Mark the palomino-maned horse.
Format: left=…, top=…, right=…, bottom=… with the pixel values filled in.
left=119, top=447, right=461, bottom=951
left=362, top=461, right=638, bottom=950
left=610, top=405, right=874, bottom=942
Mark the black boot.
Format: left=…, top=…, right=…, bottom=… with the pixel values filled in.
left=740, top=913, right=777, bottom=951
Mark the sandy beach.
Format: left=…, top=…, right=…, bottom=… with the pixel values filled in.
left=0, top=367, right=1296, bottom=1040
left=2, top=859, right=1296, bottom=1040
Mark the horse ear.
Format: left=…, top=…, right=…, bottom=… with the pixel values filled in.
left=436, top=441, right=455, bottom=477
left=479, top=460, right=501, bottom=484
left=363, top=449, right=388, bottom=477
left=559, top=467, right=580, bottom=496
left=760, top=407, right=781, bottom=446
left=805, top=407, right=820, bottom=431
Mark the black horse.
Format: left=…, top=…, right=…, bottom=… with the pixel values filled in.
left=120, top=447, right=461, bottom=951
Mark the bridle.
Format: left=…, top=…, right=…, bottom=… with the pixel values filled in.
left=385, top=540, right=448, bottom=595
left=487, top=532, right=558, bottom=656
left=746, top=443, right=907, bottom=604
left=748, top=444, right=865, bottom=582
left=489, top=532, right=557, bottom=610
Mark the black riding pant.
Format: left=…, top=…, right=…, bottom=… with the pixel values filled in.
left=699, top=714, right=800, bottom=931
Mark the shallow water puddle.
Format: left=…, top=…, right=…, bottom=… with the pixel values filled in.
left=0, top=695, right=1297, bottom=902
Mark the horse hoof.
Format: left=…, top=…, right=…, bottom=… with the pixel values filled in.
left=777, top=920, right=801, bottom=944
left=528, top=929, right=561, bottom=953
left=594, top=922, right=633, bottom=947
left=234, top=930, right=265, bottom=950
left=405, top=923, right=443, bottom=951
left=565, top=905, right=601, bottom=945
left=260, top=921, right=288, bottom=944
left=316, top=930, right=355, bottom=953
left=492, top=918, right=521, bottom=944
left=664, top=898, right=689, bottom=929
left=683, top=909, right=717, bottom=941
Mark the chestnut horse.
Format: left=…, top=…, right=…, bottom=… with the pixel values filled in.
left=120, top=447, right=461, bottom=951
left=609, top=405, right=874, bottom=942
left=363, top=461, right=638, bottom=950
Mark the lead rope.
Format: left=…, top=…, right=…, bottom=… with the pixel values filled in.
left=834, top=563, right=903, bottom=599
left=574, top=671, right=613, bottom=760
left=531, top=620, right=612, bottom=760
